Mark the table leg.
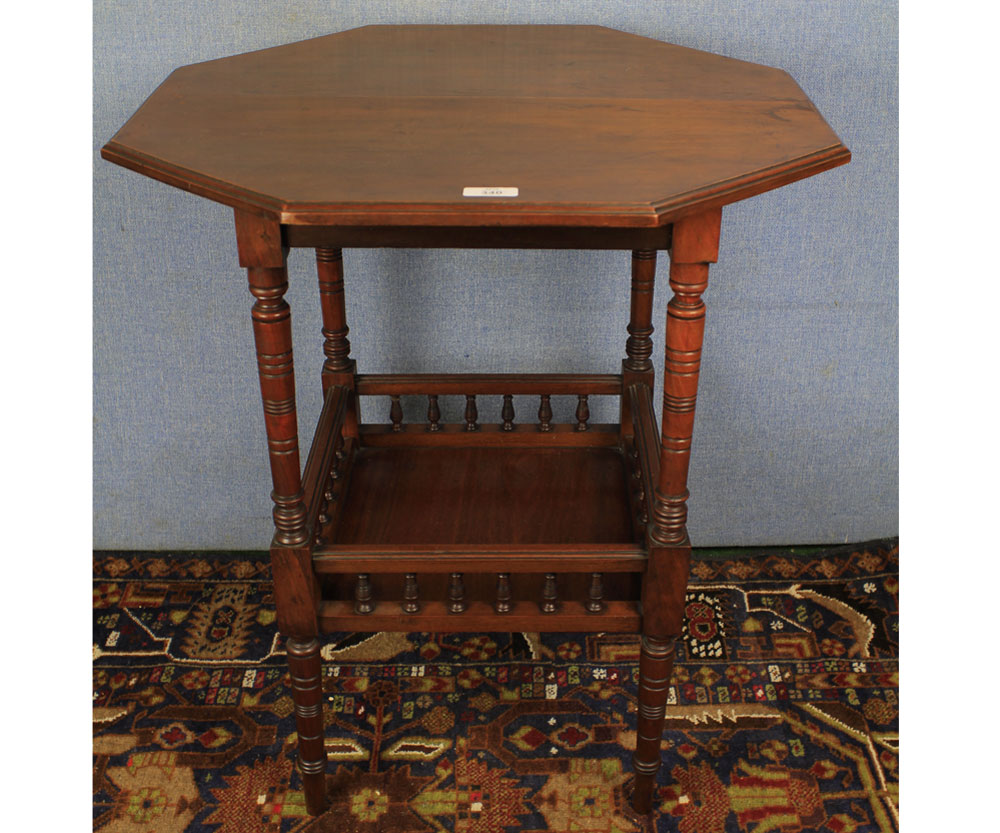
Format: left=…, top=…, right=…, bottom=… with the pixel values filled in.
left=621, top=249, right=657, bottom=439
left=286, top=637, right=328, bottom=815
left=316, top=247, right=359, bottom=436
left=632, top=208, right=721, bottom=814
left=238, top=210, right=328, bottom=815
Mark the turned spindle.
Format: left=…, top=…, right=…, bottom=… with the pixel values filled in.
left=448, top=572, right=467, bottom=613
left=621, top=249, right=657, bottom=443
left=390, top=395, right=403, bottom=432
left=501, top=394, right=515, bottom=431
left=538, top=394, right=553, bottom=432
left=541, top=573, right=558, bottom=613
left=402, top=573, right=420, bottom=614
left=316, top=246, right=358, bottom=438
left=331, top=434, right=344, bottom=480
left=625, top=250, right=656, bottom=373
left=495, top=573, right=512, bottom=613
left=465, top=395, right=479, bottom=431
left=316, top=248, right=352, bottom=370
left=576, top=394, right=590, bottom=431
left=586, top=572, right=606, bottom=613
left=354, top=573, right=374, bottom=614
left=427, top=395, right=441, bottom=431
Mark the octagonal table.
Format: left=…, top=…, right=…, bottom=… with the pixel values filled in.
left=102, top=24, right=849, bottom=817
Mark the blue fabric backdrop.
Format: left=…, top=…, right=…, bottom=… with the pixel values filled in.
left=93, top=1, right=897, bottom=549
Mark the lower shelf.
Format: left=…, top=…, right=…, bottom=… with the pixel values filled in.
left=321, top=444, right=638, bottom=546
left=311, top=436, right=648, bottom=632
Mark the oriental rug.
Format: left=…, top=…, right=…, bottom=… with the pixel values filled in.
left=93, top=538, right=898, bottom=832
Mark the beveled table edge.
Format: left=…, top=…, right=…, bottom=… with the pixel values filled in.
left=100, top=142, right=850, bottom=230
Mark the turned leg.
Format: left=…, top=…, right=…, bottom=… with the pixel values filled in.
left=237, top=210, right=327, bottom=815
left=287, top=637, right=328, bottom=815
left=621, top=249, right=656, bottom=439
left=631, top=208, right=721, bottom=815
left=316, top=247, right=359, bottom=436
left=632, top=636, right=677, bottom=812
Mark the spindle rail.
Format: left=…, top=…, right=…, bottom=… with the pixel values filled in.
left=353, top=373, right=621, bottom=446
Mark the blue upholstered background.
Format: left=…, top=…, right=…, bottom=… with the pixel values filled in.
left=93, top=1, right=897, bottom=550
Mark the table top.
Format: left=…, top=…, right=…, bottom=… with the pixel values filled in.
left=101, top=25, right=849, bottom=229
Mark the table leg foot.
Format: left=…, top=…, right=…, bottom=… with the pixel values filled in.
left=630, top=634, right=675, bottom=815
left=287, top=637, right=329, bottom=816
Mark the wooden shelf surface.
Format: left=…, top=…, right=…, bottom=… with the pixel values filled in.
left=320, top=445, right=637, bottom=548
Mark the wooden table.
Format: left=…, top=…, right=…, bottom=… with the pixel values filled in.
left=101, top=24, right=849, bottom=817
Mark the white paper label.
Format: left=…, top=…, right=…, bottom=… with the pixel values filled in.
left=462, top=186, right=519, bottom=197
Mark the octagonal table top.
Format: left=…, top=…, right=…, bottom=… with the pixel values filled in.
left=101, top=25, right=849, bottom=228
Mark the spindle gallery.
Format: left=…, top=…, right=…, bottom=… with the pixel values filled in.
left=101, top=25, right=849, bottom=816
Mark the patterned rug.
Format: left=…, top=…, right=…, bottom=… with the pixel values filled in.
left=93, top=539, right=898, bottom=832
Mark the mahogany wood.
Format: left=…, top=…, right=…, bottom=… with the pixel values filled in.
left=239, top=212, right=321, bottom=645
left=246, top=263, right=305, bottom=547
left=353, top=573, right=374, bottom=615
left=632, top=636, right=677, bottom=813
left=315, top=249, right=351, bottom=372
left=284, top=223, right=673, bottom=250
left=103, top=24, right=849, bottom=819
left=586, top=573, right=606, bottom=613
left=501, top=394, right=515, bottom=431
left=464, top=395, right=479, bottom=431
left=628, top=382, right=663, bottom=532
left=102, top=26, right=849, bottom=228
left=319, top=570, right=640, bottom=605
left=447, top=572, right=467, bottom=613
left=315, top=247, right=359, bottom=436
left=541, top=573, right=559, bottom=613
left=621, top=250, right=657, bottom=440
left=312, top=543, right=646, bottom=574
left=495, top=573, right=513, bottom=614
left=286, top=637, right=328, bottom=815
left=651, top=209, right=720, bottom=548
left=332, top=446, right=635, bottom=546
left=621, top=438, right=648, bottom=544
left=402, top=573, right=420, bottom=614
left=624, top=251, right=657, bottom=374
left=389, top=395, right=403, bottom=432
left=314, top=437, right=356, bottom=547
left=575, top=395, right=590, bottom=431
left=538, top=395, right=553, bottom=432
left=427, top=395, right=441, bottom=431
left=631, top=209, right=722, bottom=813
left=356, top=373, right=621, bottom=396
left=357, top=422, right=619, bottom=447
left=300, top=385, right=349, bottom=540
left=318, top=599, right=640, bottom=633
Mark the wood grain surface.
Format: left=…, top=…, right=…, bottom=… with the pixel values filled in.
left=332, top=446, right=635, bottom=546
left=102, top=25, right=849, bottom=227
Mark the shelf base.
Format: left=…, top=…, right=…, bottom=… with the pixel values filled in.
left=325, top=444, right=638, bottom=546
